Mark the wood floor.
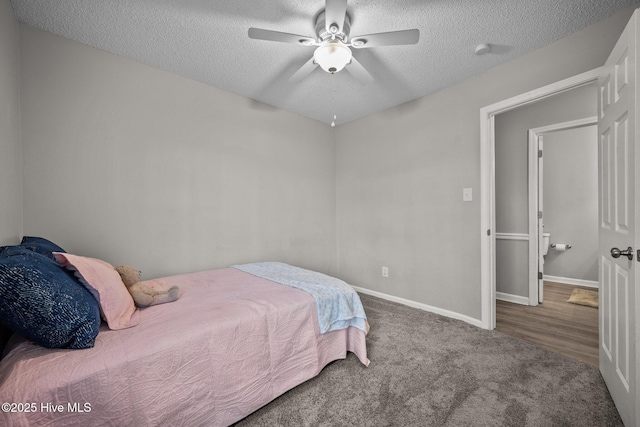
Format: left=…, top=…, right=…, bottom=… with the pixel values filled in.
left=496, top=281, right=599, bottom=367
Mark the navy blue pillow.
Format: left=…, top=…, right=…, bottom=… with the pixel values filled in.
left=19, top=236, right=66, bottom=260
left=0, top=247, right=101, bottom=349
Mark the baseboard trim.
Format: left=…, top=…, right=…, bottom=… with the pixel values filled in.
left=496, top=292, right=529, bottom=306
left=353, top=286, right=483, bottom=328
left=543, top=275, right=599, bottom=289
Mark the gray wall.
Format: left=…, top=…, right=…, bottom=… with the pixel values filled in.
left=19, top=25, right=337, bottom=279
left=9, top=5, right=637, bottom=323
left=494, top=84, right=597, bottom=298
left=335, top=7, right=634, bottom=320
left=543, top=126, right=598, bottom=282
left=0, top=0, right=22, bottom=246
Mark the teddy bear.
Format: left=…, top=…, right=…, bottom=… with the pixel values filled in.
left=115, top=265, right=180, bottom=308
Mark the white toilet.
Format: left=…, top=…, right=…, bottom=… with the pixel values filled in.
left=542, top=232, right=551, bottom=256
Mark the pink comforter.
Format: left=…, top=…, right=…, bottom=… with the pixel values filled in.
left=0, top=268, right=369, bottom=426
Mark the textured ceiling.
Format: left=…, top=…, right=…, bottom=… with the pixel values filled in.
left=10, top=0, right=638, bottom=125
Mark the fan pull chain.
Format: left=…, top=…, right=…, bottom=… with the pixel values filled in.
left=330, top=73, right=337, bottom=127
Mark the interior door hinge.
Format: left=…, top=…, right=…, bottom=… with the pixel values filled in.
left=538, top=272, right=543, bottom=280
left=538, top=211, right=543, bottom=219
left=538, top=150, right=543, bottom=158
left=487, top=229, right=491, bottom=236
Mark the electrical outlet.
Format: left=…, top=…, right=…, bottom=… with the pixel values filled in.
left=382, top=266, right=389, bottom=278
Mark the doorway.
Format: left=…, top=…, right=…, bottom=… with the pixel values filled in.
left=528, top=119, right=599, bottom=304
left=496, top=116, right=600, bottom=366
left=492, top=83, right=598, bottom=313
left=479, top=68, right=601, bottom=330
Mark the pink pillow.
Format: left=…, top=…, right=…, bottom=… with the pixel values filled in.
left=54, top=253, right=140, bottom=330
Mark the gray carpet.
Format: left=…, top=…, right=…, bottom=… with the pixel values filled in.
left=234, top=294, right=622, bottom=426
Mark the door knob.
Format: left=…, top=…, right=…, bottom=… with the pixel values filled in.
left=611, top=246, right=633, bottom=261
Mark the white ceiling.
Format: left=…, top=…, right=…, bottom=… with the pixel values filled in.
left=10, top=0, right=638, bottom=125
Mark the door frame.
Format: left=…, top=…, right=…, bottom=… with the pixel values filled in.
left=479, top=67, right=601, bottom=329
left=527, top=117, right=598, bottom=306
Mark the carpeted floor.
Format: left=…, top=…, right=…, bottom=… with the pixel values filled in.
left=234, top=293, right=622, bottom=426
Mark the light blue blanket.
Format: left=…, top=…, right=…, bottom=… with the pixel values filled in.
left=232, top=262, right=367, bottom=334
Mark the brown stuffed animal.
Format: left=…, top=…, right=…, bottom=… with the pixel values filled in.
left=115, top=265, right=180, bottom=308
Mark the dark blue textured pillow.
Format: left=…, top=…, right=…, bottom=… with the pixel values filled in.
left=19, top=236, right=66, bottom=260
left=0, top=247, right=101, bottom=349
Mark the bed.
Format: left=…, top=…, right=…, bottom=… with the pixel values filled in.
left=0, top=238, right=369, bottom=426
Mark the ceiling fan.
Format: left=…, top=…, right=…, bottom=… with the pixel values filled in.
left=248, top=0, right=420, bottom=85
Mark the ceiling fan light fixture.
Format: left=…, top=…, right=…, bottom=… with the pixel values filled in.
left=314, top=41, right=352, bottom=73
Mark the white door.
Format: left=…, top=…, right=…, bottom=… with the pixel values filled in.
left=527, top=130, right=546, bottom=305
left=598, top=10, right=638, bottom=427
left=537, top=136, right=544, bottom=303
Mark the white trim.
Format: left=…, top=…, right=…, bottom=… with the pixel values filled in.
left=496, top=292, right=530, bottom=305
left=528, top=131, right=542, bottom=305
left=495, top=232, right=529, bottom=241
left=480, top=112, right=496, bottom=330
left=529, top=116, right=598, bottom=135
left=480, top=67, right=602, bottom=330
left=353, top=286, right=483, bottom=328
left=543, top=275, right=600, bottom=289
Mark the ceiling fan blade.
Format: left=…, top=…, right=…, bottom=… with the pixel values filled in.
left=289, top=57, right=319, bottom=83
left=325, top=0, right=347, bottom=35
left=346, top=56, right=373, bottom=85
left=351, top=29, right=420, bottom=48
left=248, top=27, right=316, bottom=46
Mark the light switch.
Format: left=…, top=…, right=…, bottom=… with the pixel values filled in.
left=463, top=188, right=472, bottom=202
